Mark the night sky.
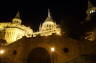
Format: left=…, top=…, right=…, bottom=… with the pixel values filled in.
left=0, top=0, right=93, bottom=39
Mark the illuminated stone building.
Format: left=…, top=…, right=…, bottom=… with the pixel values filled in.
left=0, top=7, right=96, bottom=63
left=39, top=9, right=61, bottom=36
left=0, top=10, right=61, bottom=44
left=83, top=0, right=96, bottom=42
left=84, top=31, right=96, bottom=41
left=86, top=1, right=96, bottom=20
left=0, top=12, right=33, bottom=44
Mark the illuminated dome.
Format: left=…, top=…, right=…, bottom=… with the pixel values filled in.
left=39, top=9, right=61, bottom=36
left=41, top=21, right=57, bottom=31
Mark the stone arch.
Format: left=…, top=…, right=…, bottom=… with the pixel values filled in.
left=27, top=47, right=51, bottom=63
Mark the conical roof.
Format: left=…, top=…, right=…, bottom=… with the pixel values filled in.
left=45, top=9, right=53, bottom=21
left=15, top=11, right=20, bottom=19
left=12, top=11, right=22, bottom=24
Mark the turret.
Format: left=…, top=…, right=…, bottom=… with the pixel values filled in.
left=12, top=11, right=22, bottom=24
left=86, top=0, right=96, bottom=20
left=39, top=9, right=61, bottom=36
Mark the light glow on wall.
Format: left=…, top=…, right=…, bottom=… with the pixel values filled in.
left=0, top=49, right=5, bottom=55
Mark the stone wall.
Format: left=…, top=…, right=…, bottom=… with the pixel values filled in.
left=0, top=35, right=96, bottom=63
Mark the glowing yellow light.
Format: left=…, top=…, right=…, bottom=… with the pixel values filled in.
left=90, top=10, right=95, bottom=14
left=56, top=31, right=61, bottom=35
left=51, top=47, right=55, bottom=52
left=0, top=49, right=5, bottom=55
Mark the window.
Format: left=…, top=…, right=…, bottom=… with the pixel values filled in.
left=13, top=50, right=17, bottom=55
left=63, top=48, right=69, bottom=53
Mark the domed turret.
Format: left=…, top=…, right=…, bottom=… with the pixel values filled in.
left=12, top=11, right=22, bottom=24
left=39, top=9, right=61, bottom=36
left=0, top=11, right=33, bottom=44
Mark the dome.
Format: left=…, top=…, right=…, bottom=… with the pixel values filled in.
left=42, top=21, right=56, bottom=27
left=39, top=9, right=61, bottom=36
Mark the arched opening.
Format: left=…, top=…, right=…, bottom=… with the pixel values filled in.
left=63, top=48, right=69, bottom=53
left=27, top=47, right=51, bottom=63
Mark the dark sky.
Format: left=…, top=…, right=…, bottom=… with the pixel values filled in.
left=0, top=0, right=88, bottom=39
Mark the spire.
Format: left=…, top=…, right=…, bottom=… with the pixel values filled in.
left=48, top=9, right=51, bottom=18
left=88, top=0, right=96, bottom=14
left=85, top=0, right=96, bottom=20
left=12, top=11, right=22, bottom=24
left=45, top=9, right=53, bottom=22
left=15, top=11, right=20, bottom=19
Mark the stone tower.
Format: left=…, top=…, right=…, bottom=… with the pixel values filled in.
left=0, top=11, right=33, bottom=44
left=39, top=9, right=61, bottom=36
